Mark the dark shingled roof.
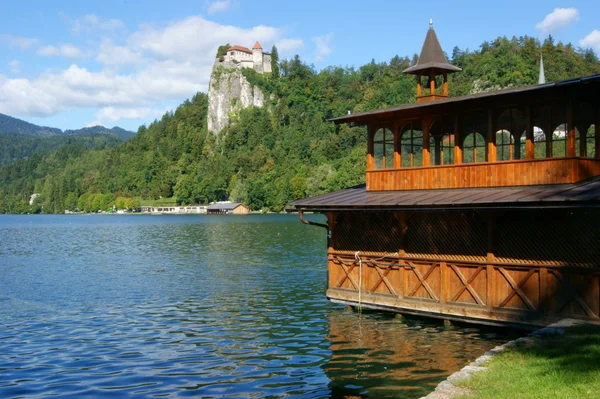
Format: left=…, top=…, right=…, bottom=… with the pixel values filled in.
left=403, top=24, right=461, bottom=75
left=291, top=176, right=600, bottom=211
left=207, top=202, right=245, bottom=210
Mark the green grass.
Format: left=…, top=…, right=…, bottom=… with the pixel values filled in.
left=136, top=197, right=178, bottom=207
left=457, top=325, right=600, bottom=399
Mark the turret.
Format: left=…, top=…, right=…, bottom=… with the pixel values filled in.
left=403, top=20, right=461, bottom=102
left=252, top=41, right=264, bottom=73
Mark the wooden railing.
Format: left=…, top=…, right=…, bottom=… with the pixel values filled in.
left=327, top=251, right=600, bottom=327
left=366, top=157, right=600, bottom=191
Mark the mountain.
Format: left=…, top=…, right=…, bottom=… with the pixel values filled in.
left=0, top=113, right=62, bottom=137
left=64, top=126, right=136, bottom=140
left=0, top=113, right=135, bottom=139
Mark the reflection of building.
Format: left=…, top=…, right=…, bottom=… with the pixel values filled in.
left=207, top=202, right=249, bottom=214
left=324, top=310, right=509, bottom=398
left=294, top=21, right=600, bottom=329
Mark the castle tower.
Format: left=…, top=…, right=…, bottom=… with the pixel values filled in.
left=252, top=41, right=264, bottom=73
left=403, top=20, right=461, bottom=103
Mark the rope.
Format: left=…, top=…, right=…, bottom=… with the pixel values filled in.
left=355, top=251, right=362, bottom=312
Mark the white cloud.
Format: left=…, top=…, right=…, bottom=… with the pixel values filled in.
left=580, top=30, right=600, bottom=53
left=207, top=0, right=232, bottom=14
left=37, top=44, right=85, bottom=59
left=8, top=60, right=20, bottom=74
left=96, top=40, right=143, bottom=67
left=73, top=14, right=125, bottom=34
left=313, top=33, right=333, bottom=61
left=129, top=16, right=279, bottom=62
left=275, top=38, right=304, bottom=55
left=86, top=121, right=106, bottom=128
left=0, top=34, right=39, bottom=50
left=536, top=8, right=579, bottom=33
left=97, top=106, right=165, bottom=122
left=0, top=15, right=301, bottom=123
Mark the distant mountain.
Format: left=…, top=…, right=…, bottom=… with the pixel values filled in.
left=64, top=126, right=136, bottom=140
left=0, top=113, right=135, bottom=139
left=0, top=113, right=62, bottom=137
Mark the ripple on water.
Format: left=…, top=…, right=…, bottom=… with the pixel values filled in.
left=0, top=215, right=518, bottom=398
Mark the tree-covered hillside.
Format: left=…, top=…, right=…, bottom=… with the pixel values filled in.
left=1, top=35, right=599, bottom=214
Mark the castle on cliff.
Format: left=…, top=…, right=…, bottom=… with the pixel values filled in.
left=218, top=41, right=272, bottom=74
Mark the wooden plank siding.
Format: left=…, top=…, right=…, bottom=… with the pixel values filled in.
left=326, top=250, right=600, bottom=328
left=366, top=157, right=600, bottom=191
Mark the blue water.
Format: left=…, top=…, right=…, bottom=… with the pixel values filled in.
left=0, top=214, right=515, bottom=398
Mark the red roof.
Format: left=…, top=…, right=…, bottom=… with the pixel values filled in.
left=253, top=41, right=262, bottom=50
left=227, top=45, right=252, bottom=54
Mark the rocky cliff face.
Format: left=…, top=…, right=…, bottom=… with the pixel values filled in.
left=207, top=66, right=264, bottom=135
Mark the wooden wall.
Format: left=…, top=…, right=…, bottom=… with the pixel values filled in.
left=326, top=210, right=600, bottom=328
left=366, top=158, right=600, bottom=191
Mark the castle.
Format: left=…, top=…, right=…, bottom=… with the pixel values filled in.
left=218, top=41, right=272, bottom=74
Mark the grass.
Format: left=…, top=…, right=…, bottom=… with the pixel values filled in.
left=135, top=197, right=178, bottom=207
left=456, top=324, right=600, bottom=398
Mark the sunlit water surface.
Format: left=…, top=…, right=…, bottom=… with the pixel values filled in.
left=0, top=214, right=517, bottom=398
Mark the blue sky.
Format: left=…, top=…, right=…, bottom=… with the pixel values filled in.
left=0, top=0, right=598, bottom=132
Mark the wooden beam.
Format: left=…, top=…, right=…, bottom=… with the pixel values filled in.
left=367, top=125, right=374, bottom=170
left=596, top=105, right=600, bottom=159
left=567, top=102, right=576, bottom=157
left=526, top=106, right=535, bottom=159
left=443, top=72, right=448, bottom=96
left=429, top=71, right=436, bottom=95
left=487, top=108, right=496, bottom=162
left=454, top=115, right=462, bottom=164
left=423, top=118, right=431, bottom=166
left=393, top=124, right=401, bottom=168
left=416, top=74, right=422, bottom=97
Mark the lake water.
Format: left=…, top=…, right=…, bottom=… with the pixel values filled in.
left=0, top=214, right=517, bottom=398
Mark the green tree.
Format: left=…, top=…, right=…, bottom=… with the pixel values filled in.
left=270, top=45, right=279, bottom=78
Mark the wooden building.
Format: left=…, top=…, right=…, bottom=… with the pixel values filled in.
left=207, top=202, right=250, bottom=214
left=293, top=23, right=600, bottom=329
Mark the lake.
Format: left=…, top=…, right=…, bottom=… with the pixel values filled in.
left=0, top=214, right=517, bottom=398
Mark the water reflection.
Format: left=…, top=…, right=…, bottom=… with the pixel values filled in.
left=0, top=215, right=517, bottom=398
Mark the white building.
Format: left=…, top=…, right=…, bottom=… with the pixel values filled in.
left=220, top=42, right=272, bottom=74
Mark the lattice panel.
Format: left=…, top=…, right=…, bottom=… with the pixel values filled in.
left=405, top=211, right=487, bottom=261
left=335, top=212, right=403, bottom=253
left=495, top=210, right=600, bottom=266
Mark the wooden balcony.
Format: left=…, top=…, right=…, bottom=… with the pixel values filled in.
left=366, top=157, right=600, bottom=191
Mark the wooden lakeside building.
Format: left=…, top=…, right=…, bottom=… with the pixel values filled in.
left=293, top=23, right=600, bottom=329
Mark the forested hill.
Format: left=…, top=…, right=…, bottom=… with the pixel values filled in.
left=0, top=113, right=135, bottom=139
left=1, top=35, right=599, bottom=214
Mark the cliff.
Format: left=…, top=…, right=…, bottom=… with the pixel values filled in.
left=207, top=66, right=265, bottom=134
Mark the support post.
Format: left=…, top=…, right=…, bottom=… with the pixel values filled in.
left=394, top=124, right=401, bottom=168
left=423, top=118, right=431, bottom=166
left=429, top=71, right=436, bottom=95
left=454, top=116, right=462, bottom=164
left=567, top=102, right=576, bottom=157
left=596, top=105, right=600, bottom=159
left=443, top=72, right=448, bottom=96
left=416, top=74, right=422, bottom=97
left=526, top=105, right=535, bottom=159
left=487, top=109, right=496, bottom=162
left=486, top=213, right=496, bottom=310
left=367, top=125, right=374, bottom=170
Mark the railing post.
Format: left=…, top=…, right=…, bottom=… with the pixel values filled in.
left=567, top=102, right=576, bottom=157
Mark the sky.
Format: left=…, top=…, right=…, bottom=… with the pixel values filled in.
left=0, top=0, right=599, bottom=132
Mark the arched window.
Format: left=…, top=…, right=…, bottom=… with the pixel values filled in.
left=441, top=134, right=454, bottom=164
left=400, top=121, right=423, bottom=167
left=497, top=108, right=526, bottom=160
left=463, top=133, right=486, bottom=163
left=533, top=127, right=547, bottom=159
left=373, top=127, right=394, bottom=169
left=586, top=125, right=596, bottom=158
left=551, top=123, right=567, bottom=157
left=496, top=130, right=514, bottom=160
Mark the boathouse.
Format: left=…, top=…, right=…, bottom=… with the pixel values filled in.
left=207, top=202, right=250, bottom=214
left=293, top=23, right=600, bottom=329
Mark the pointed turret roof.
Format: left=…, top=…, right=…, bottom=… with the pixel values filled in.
left=253, top=41, right=263, bottom=50
left=403, top=20, right=461, bottom=75
left=539, top=53, right=546, bottom=84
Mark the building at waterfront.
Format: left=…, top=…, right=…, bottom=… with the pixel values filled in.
left=293, top=23, right=600, bottom=329
left=207, top=202, right=250, bottom=214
